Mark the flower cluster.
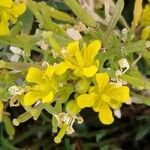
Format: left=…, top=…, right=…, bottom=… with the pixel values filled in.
left=0, top=0, right=149, bottom=146
left=55, top=40, right=101, bottom=77
left=16, top=40, right=130, bottom=142
left=24, top=65, right=58, bottom=106
left=76, top=73, right=129, bottom=124
left=0, top=0, right=26, bottom=36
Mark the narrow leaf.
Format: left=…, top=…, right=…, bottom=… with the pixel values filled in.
left=107, top=0, right=124, bottom=33
left=123, top=40, right=146, bottom=55
left=3, top=115, right=15, bottom=140
left=64, top=0, right=97, bottom=27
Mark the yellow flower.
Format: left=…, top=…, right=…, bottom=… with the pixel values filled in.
left=0, top=0, right=26, bottom=36
left=0, top=101, right=4, bottom=122
left=55, top=40, right=101, bottom=78
left=76, top=73, right=130, bottom=125
left=23, top=65, right=58, bottom=106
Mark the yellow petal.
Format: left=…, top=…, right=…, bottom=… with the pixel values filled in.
left=82, top=43, right=87, bottom=63
left=96, top=73, right=109, bottom=93
left=76, top=93, right=96, bottom=109
left=109, top=99, right=122, bottom=109
left=55, top=62, right=69, bottom=75
left=98, top=104, right=114, bottom=125
left=67, top=41, right=79, bottom=54
left=2, top=11, right=10, bottom=21
left=75, top=46, right=84, bottom=67
left=23, top=91, right=42, bottom=106
left=33, top=83, right=50, bottom=92
left=0, top=20, right=9, bottom=36
left=0, top=0, right=12, bottom=8
left=83, top=65, right=98, bottom=77
left=74, top=69, right=83, bottom=77
left=86, top=40, right=101, bottom=65
left=105, top=86, right=130, bottom=102
left=44, top=65, right=54, bottom=79
left=26, top=67, right=44, bottom=84
left=10, top=3, right=26, bottom=18
left=93, top=99, right=101, bottom=112
left=65, top=60, right=77, bottom=70
left=42, top=91, right=54, bottom=103
left=141, top=26, right=150, bottom=40
left=92, top=95, right=110, bottom=112
left=101, top=94, right=110, bottom=103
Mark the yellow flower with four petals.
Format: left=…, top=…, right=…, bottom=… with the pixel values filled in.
left=77, top=73, right=130, bottom=125
left=23, top=65, right=58, bottom=106
left=55, top=40, right=101, bottom=78
left=0, top=0, right=26, bottom=36
left=23, top=40, right=130, bottom=126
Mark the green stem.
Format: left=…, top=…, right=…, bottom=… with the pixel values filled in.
left=2, top=61, right=41, bottom=71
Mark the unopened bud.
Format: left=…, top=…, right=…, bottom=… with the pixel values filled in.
left=75, top=79, right=89, bottom=94
left=66, top=100, right=81, bottom=115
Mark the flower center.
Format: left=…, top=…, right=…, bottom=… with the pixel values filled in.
left=101, top=94, right=110, bottom=103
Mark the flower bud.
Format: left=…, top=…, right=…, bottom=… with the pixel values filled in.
left=66, top=100, right=81, bottom=115
left=75, top=79, right=89, bottom=94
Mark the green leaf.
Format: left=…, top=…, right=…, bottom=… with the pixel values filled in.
left=120, top=74, right=150, bottom=90
left=43, top=32, right=61, bottom=53
left=64, top=0, right=97, bottom=27
left=135, top=124, right=150, bottom=141
left=96, top=131, right=107, bottom=143
left=0, top=34, right=41, bottom=56
left=13, top=125, right=51, bottom=145
left=0, top=88, right=10, bottom=100
left=64, top=138, right=76, bottom=150
left=98, top=32, right=121, bottom=69
left=53, top=33, right=72, bottom=47
left=3, top=115, right=15, bottom=140
left=0, top=138, right=18, bottom=150
left=39, top=2, right=65, bottom=34
left=19, top=8, right=34, bottom=34
left=123, top=40, right=146, bottom=55
left=10, top=22, right=23, bottom=36
left=28, top=1, right=65, bottom=34
left=106, top=0, right=124, bottom=33
left=46, top=4, right=76, bottom=23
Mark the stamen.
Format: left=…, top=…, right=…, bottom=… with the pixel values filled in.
left=54, top=112, right=83, bottom=143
